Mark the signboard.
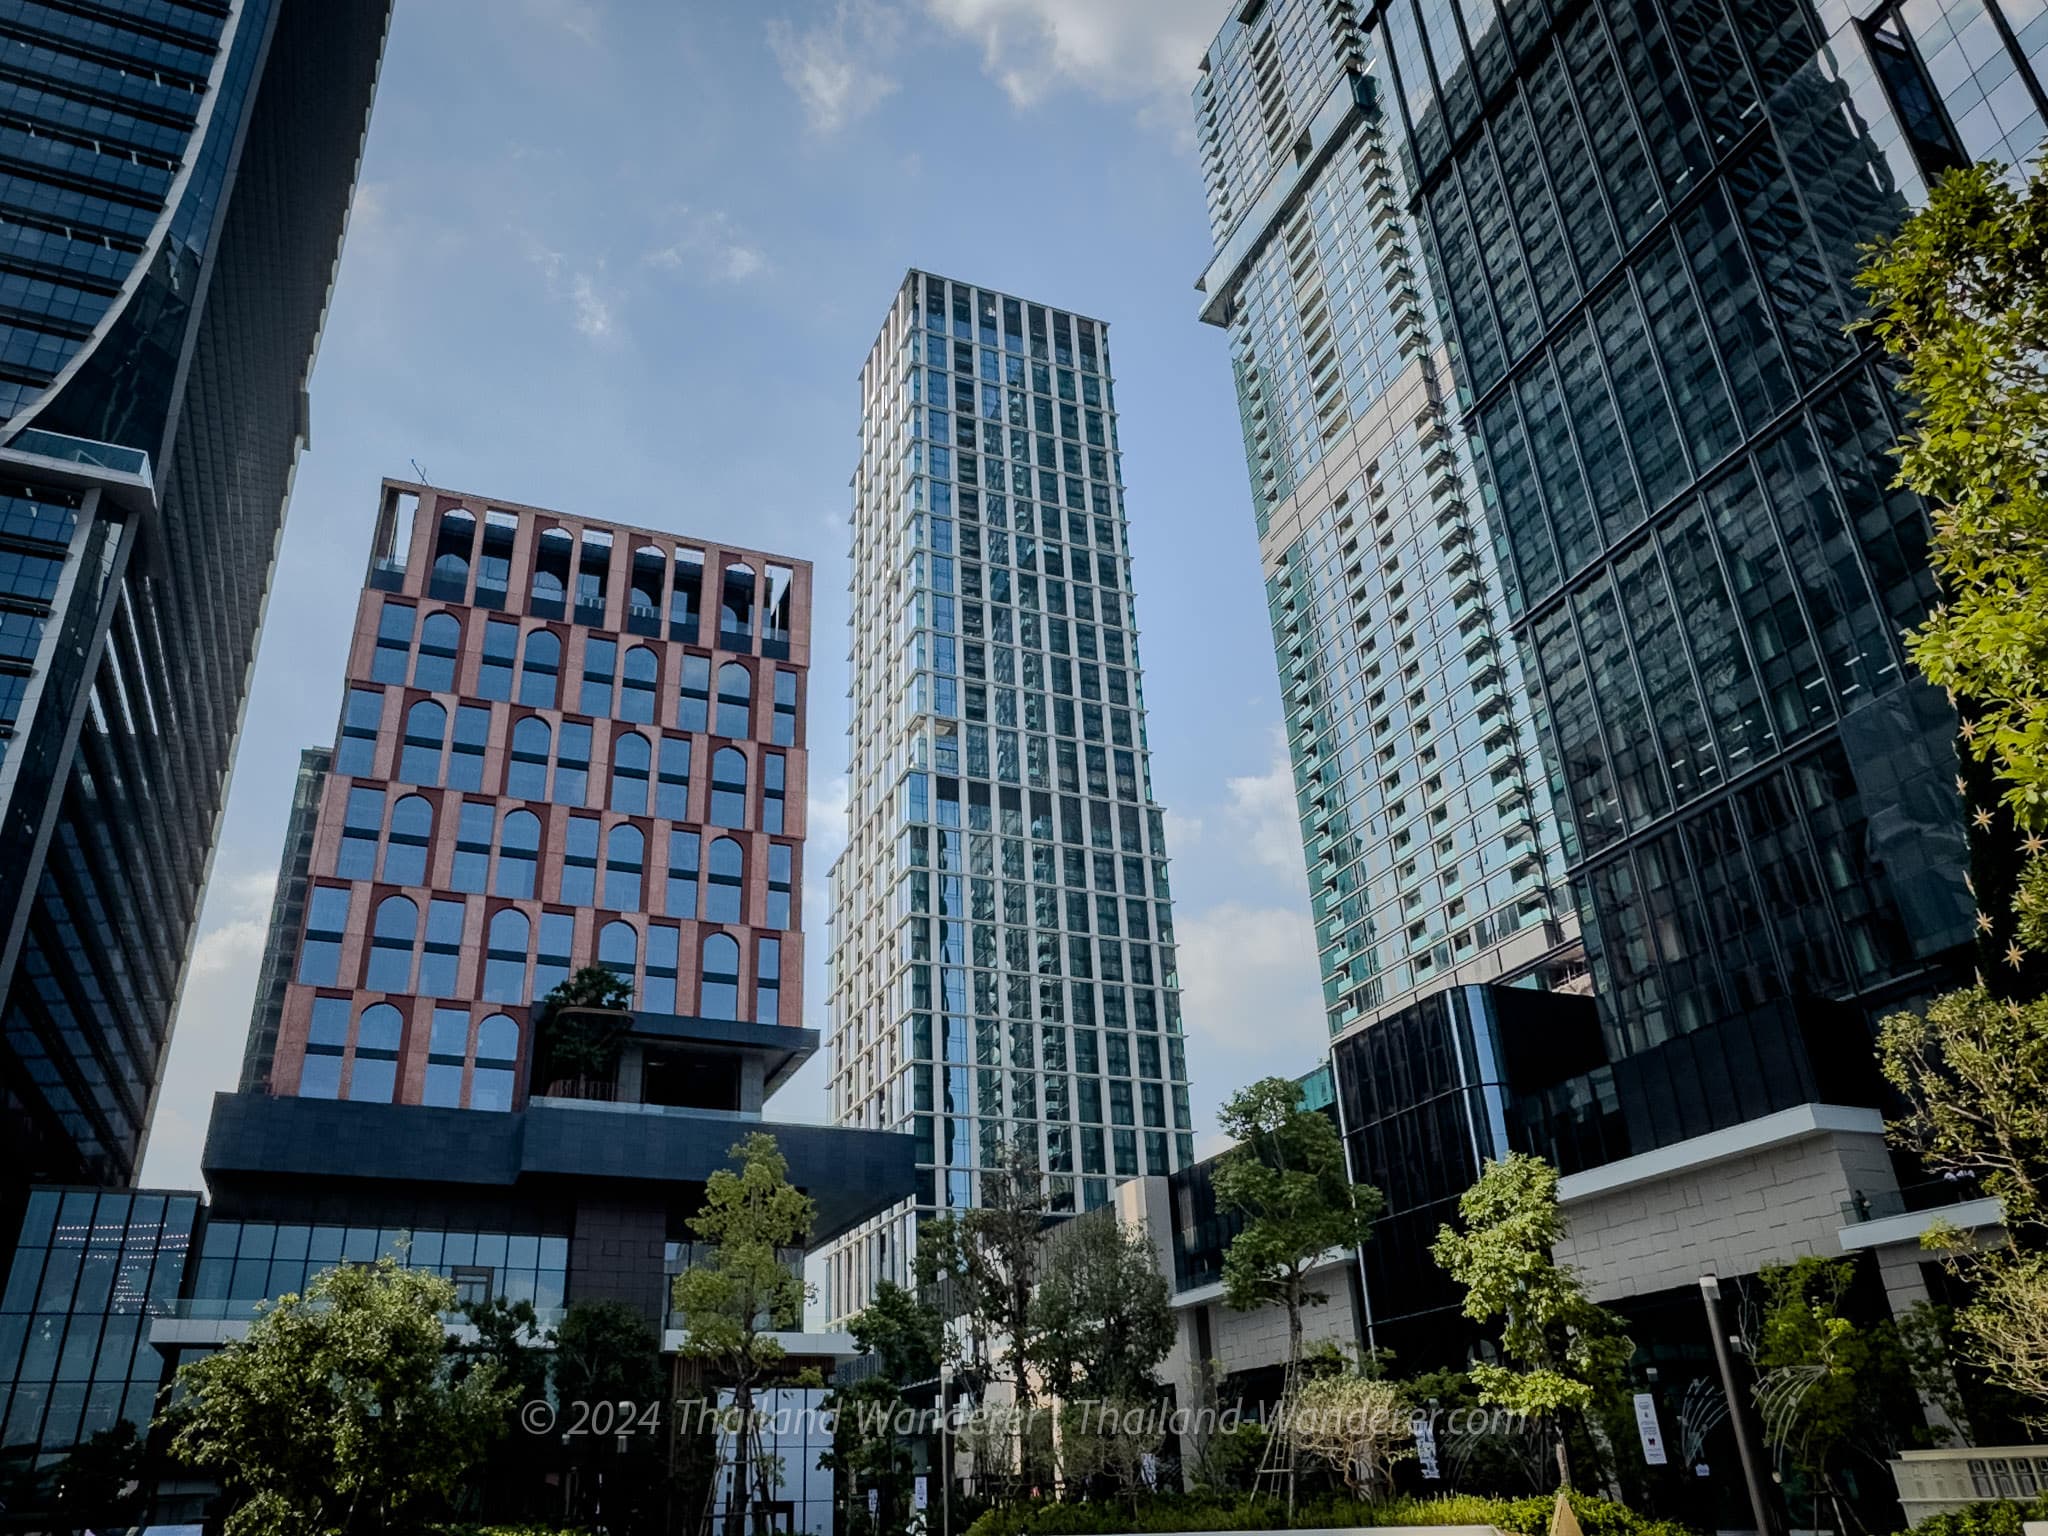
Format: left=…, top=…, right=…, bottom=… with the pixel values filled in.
left=867, top=1490, right=879, bottom=1517
left=1414, top=1418, right=1441, bottom=1480
left=1633, top=1393, right=1668, bottom=1467
left=914, top=1477, right=928, bottom=1511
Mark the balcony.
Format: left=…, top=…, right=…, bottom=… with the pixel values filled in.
left=1839, top=1175, right=1986, bottom=1226
left=6, top=427, right=152, bottom=484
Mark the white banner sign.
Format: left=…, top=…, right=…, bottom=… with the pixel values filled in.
left=1633, top=1392, right=1668, bottom=1466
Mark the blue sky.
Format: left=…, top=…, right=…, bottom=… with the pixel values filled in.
left=141, top=0, right=1333, bottom=1186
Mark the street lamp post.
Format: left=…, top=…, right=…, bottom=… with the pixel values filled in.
left=939, top=1361, right=954, bottom=1536
left=1700, top=1275, right=1778, bottom=1536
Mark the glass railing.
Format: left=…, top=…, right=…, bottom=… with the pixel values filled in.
left=529, top=1095, right=751, bottom=1121
left=1840, top=1176, right=1986, bottom=1225
left=8, top=428, right=153, bottom=482
left=158, top=1297, right=565, bottom=1329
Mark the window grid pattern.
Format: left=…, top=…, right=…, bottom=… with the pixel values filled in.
left=1361, top=0, right=1986, bottom=1140
left=824, top=273, right=1195, bottom=1326
left=273, top=488, right=810, bottom=1112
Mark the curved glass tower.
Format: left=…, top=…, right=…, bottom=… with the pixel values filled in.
left=0, top=0, right=394, bottom=1239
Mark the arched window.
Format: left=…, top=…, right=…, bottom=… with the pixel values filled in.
left=398, top=700, right=445, bottom=785
left=706, top=836, right=743, bottom=924
left=610, top=730, right=651, bottom=814
left=630, top=546, right=665, bottom=617
left=621, top=645, right=658, bottom=724
left=671, top=548, right=704, bottom=640
left=604, top=823, right=645, bottom=909
left=350, top=1003, right=403, bottom=1102
left=484, top=909, right=530, bottom=1004
left=720, top=563, right=755, bottom=648
left=715, top=662, right=752, bottom=739
left=474, top=1014, right=519, bottom=1112
left=519, top=629, right=562, bottom=709
left=432, top=509, right=476, bottom=601
left=495, top=809, right=540, bottom=898
left=366, top=896, right=419, bottom=992
left=509, top=717, right=552, bottom=801
left=414, top=612, right=461, bottom=691
left=382, top=795, right=433, bottom=885
left=700, top=934, right=740, bottom=1020
left=710, top=746, right=747, bottom=827
left=531, top=528, right=572, bottom=612
left=678, top=654, right=710, bottom=732
left=598, top=920, right=638, bottom=997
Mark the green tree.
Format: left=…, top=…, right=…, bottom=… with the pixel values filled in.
left=1212, top=1078, right=1382, bottom=1384
left=1879, top=986, right=2048, bottom=1421
left=918, top=1138, right=1049, bottom=1484
left=1751, top=1256, right=1936, bottom=1533
left=1856, top=156, right=2048, bottom=965
left=533, top=964, right=635, bottom=1093
left=163, top=1258, right=514, bottom=1536
left=1430, top=1154, right=1632, bottom=1493
left=447, top=1295, right=554, bottom=1522
left=672, top=1133, right=816, bottom=1536
left=1030, top=1209, right=1174, bottom=1405
left=849, top=1278, right=943, bottom=1386
left=826, top=1283, right=941, bottom=1536
left=552, top=1300, right=668, bottom=1535
left=51, top=1420, right=146, bottom=1530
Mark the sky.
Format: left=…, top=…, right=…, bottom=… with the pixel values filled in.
left=139, top=0, right=1335, bottom=1188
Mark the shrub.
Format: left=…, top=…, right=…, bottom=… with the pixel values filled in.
left=1894, top=1493, right=2048, bottom=1536
left=960, top=1488, right=1699, bottom=1536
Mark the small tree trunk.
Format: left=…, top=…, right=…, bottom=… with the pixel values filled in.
left=727, top=1382, right=752, bottom=1536
left=1553, top=1419, right=1573, bottom=1491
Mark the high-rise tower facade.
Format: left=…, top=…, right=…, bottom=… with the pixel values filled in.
left=0, top=0, right=392, bottom=1237
left=1194, top=3, right=1580, bottom=1052
left=262, top=481, right=812, bottom=1110
left=825, top=273, right=1194, bottom=1322
left=1358, top=0, right=1991, bottom=1164
left=1190, top=0, right=2008, bottom=1375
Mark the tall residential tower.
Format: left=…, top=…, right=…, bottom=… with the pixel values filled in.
left=1194, top=4, right=1579, bottom=1045
left=0, top=0, right=393, bottom=1241
left=1191, top=0, right=2001, bottom=1426
left=825, top=273, right=1194, bottom=1321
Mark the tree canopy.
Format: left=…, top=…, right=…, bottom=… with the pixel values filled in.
left=1213, top=1077, right=1381, bottom=1371
left=1861, top=154, right=2048, bottom=1430
left=1030, top=1209, right=1175, bottom=1405
left=1857, top=156, right=2048, bottom=962
left=1431, top=1154, right=1631, bottom=1491
left=672, top=1133, right=816, bottom=1536
left=164, top=1259, right=513, bottom=1536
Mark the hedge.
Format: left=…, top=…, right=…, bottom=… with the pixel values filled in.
left=961, top=1489, right=1698, bottom=1536
left=1892, top=1494, right=2048, bottom=1536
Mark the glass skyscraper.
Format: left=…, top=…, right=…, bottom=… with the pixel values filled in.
left=824, top=272, right=1194, bottom=1322
left=1357, top=0, right=1998, bottom=1155
left=1190, top=0, right=2018, bottom=1389
left=1193, top=4, right=1580, bottom=1048
left=0, top=1, right=393, bottom=1239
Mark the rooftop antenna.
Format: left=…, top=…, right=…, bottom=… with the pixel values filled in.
left=409, top=457, right=431, bottom=487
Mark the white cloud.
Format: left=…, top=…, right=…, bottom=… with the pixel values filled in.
left=140, top=865, right=279, bottom=1189
left=528, top=244, right=618, bottom=339
left=186, top=869, right=277, bottom=977
left=1224, top=727, right=1309, bottom=890
left=524, top=0, right=602, bottom=46
left=924, top=0, right=1229, bottom=116
left=645, top=208, right=770, bottom=284
left=1176, top=901, right=1329, bottom=1130
left=768, top=1, right=903, bottom=135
